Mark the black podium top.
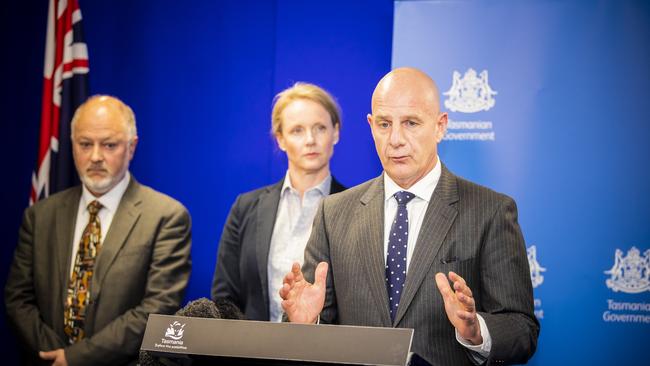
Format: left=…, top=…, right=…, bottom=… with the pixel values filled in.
left=141, top=314, right=424, bottom=366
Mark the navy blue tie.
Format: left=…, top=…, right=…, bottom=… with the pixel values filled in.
left=386, top=191, right=415, bottom=321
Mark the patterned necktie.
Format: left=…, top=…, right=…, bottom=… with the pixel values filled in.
left=64, top=200, right=103, bottom=344
left=386, top=191, right=415, bottom=322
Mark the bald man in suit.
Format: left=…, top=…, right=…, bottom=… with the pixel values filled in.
left=280, top=68, right=539, bottom=365
left=5, top=95, right=191, bottom=366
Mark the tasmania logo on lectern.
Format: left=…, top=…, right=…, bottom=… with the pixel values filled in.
left=154, top=320, right=188, bottom=350
left=602, top=246, right=650, bottom=324
left=165, top=321, right=186, bottom=340
left=443, top=68, right=497, bottom=141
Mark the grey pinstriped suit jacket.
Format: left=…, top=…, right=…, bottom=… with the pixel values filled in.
left=303, top=164, right=539, bottom=365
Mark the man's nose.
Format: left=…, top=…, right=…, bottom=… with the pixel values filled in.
left=90, top=145, right=103, bottom=162
left=389, top=124, right=404, bottom=146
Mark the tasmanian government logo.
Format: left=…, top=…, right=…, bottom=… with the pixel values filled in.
left=527, top=245, right=545, bottom=319
left=527, top=245, right=546, bottom=288
left=164, top=321, right=186, bottom=341
left=444, top=68, right=497, bottom=113
left=605, top=246, right=650, bottom=293
left=443, top=68, right=497, bottom=141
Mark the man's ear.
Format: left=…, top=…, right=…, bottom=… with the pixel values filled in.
left=435, top=112, right=448, bottom=143
left=129, top=136, right=139, bottom=160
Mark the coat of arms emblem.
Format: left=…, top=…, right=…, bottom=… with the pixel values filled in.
left=527, top=245, right=546, bottom=288
left=605, top=247, right=650, bottom=293
left=444, top=68, right=497, bottom=113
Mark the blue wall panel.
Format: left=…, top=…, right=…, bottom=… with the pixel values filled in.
left=393, top=0, right=650, bottom=364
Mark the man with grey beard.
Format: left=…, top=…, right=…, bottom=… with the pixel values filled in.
left=5, top=95, right=192, bottom=366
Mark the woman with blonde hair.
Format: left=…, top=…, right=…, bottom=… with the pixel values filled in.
left=212, top=82, right=346, bottom=321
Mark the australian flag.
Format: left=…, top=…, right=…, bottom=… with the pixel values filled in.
left=30, top=0, right=89, bottom=205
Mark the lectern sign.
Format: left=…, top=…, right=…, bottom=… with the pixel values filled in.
left=141, top=314, right=416, bottom=365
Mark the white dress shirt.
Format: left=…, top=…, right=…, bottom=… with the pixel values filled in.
left=69, top=172, right=131, bottom=278
left=268, top=172, right=332, bottom=322
left=382, top=159, right=491, bottom=360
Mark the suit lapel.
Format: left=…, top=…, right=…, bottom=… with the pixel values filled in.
left=92, top=178, right=142, bottom=299
left=56, top=188, right=82, bottom=308
left=394, top=165, right=459, bottom=326
left=357, top=176, right=392, bottom=327
left=256, top=179, right=283, bottom=312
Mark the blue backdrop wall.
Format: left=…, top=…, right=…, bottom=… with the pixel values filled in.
left=393, top=0, right=650, bottom=364
left=2, top=0, right=649, bottom=364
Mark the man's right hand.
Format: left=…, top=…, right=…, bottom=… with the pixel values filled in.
left=279, top=261, right=328, bottom=324
left=40, top=349, right=68, bottom=366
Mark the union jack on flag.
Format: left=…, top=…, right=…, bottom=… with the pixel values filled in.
left=31, top=0, right=89, bottom=205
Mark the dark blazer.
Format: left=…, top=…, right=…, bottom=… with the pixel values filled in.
left=5, top=177, right=192, bottom=366
left=212, top=176, right=345, bottom=320
left=302, top=165, right=539, bottom=366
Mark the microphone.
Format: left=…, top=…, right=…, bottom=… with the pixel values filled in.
left=139, top=298, right=243, bottom=366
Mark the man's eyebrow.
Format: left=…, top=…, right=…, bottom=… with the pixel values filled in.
left=402, top=115, right=422, bottom=121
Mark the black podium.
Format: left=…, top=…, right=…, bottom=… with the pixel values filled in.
left=140, top=314, right=431, bottom=366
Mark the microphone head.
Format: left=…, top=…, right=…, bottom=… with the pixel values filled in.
left=176, top=297, right=222, bottom=319
left=213, top=297, right=244, bottom=320
left=139, top=297, right=244, bottom=365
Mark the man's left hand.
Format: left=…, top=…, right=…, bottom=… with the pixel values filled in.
left=435, top=271, right=482, bottom=345
left=39, top=348, right=68, bottom=366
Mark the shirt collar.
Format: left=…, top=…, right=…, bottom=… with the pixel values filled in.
left=281, top=170, right=332, bottom=196
left=81, top=171, right=131, bottom=214
left=384, top=157, right=442, bottom=203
